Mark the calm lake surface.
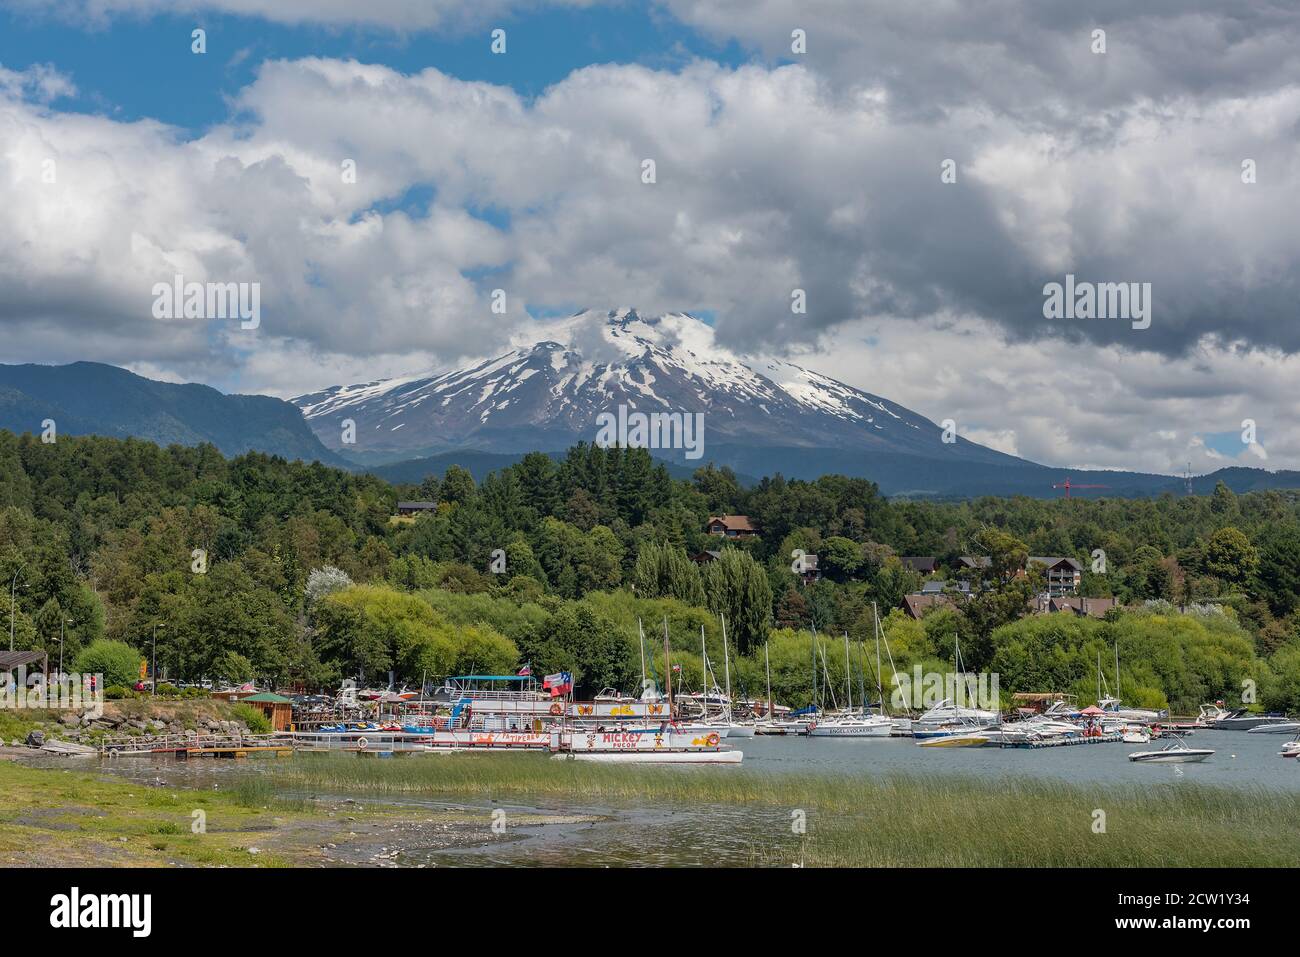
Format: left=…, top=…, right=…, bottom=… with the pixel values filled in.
left=738, top=728, right=1300, bottom=790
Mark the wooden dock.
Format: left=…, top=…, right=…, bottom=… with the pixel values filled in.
left=99, top=733, right=294, bottom=758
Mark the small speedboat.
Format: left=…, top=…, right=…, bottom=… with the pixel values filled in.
left=1210, top=709, right=1293, bottom=731
left=918, top=732, right=990, bottom=748
left=1129, top=738, right=1214, bottom=763
left=1247, top=721, right=1300, bottom=734
left=1279, top=736, right=1300, bottom=758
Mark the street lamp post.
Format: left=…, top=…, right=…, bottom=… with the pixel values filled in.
left=152, top=623, right=164, bottom=696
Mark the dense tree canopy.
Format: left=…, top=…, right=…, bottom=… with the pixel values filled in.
left=2, top=430, right=1298, bottom=708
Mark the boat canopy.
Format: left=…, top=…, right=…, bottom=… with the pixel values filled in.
left=789, top=705, right=820, bottom=716
left=451, top=675, right=531, bottom=682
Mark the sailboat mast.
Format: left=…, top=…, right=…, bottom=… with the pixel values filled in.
left=721, top=615, right=733, bottom=724
left=765, top=642, right=772, bottom=720
left=811, top=630, right=817, bottom=711
left=637, top=617, right=647, bottom=696
left=700, top=624, right=709, bottom=721
left=954, top=633, right=961, bottom=706
left=819, top=640, right=835, bottom=711
left=844, top=631, right=851, bottom=712
left=873, top=601, right=883, bottom=714
left=1114, top=642, right=1121, bottom=700
left=663, top=616, right=673, bottom=713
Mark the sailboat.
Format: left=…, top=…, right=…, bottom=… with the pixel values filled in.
left=911, top=634, right=999, bottom=740
left=1097, top=644, right=1167, bottom=724
left=720, top=616, right=755, bottom=737
left=672, top=625, right=733, bottom=737
left=872, top=600, right=911, bottom=735
left=754, top=642, right=807, bottom=734
left=807, top=631, right=892, bottom=737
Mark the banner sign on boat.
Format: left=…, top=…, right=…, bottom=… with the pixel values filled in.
left=568, top=702, right=669, bottom=719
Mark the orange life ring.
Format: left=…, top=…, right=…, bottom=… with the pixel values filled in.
left=549, top=703, right=563, bottom=716
left=706, top=732, right=720, bottom=747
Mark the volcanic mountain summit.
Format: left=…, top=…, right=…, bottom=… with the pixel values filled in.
left=291, top=308, right=1015, bottom=476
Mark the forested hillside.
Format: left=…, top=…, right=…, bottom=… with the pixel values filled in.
left=2, top=428, right=1298, bottom=712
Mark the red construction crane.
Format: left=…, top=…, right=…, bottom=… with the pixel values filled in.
left=1052, top=476, right=1109, bottom=499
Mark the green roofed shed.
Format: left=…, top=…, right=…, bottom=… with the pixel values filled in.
left=236, top=691, right=293, bottom=730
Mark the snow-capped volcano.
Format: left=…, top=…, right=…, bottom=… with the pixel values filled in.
left=292, top=308, right=1012, bottom=468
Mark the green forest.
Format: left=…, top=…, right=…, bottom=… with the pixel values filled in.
left=2, top=428, right=1299, bottom=713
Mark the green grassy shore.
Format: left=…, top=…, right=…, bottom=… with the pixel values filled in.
left=0, top=759, right=592, bottom=867
left=4, top=754, right=1299, bottom=867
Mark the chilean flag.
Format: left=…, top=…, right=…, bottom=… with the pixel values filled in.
left=543, top=672, right=573, bottom=697
left=517, top=664, right=532, bottom=676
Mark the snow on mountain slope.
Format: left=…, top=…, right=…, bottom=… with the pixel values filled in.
left=291, top=308, right=1012, bottom=465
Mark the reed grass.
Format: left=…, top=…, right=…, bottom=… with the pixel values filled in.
left=270, top=753, right=1300, bottom=867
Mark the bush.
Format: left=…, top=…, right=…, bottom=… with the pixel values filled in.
left=73, top=640, right=143, bottom=689
left=232, top=703, right=272, bottom=734
left=104, top=685, right=138, bottom=700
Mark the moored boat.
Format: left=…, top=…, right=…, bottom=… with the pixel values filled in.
left=1210, top=709, right=1294, bottom=731
left=1128, top=737, right=1214, bottom=763
left=1244, top=718, right=1300, bottom=734
left=807, top=714, right=893, bottom=737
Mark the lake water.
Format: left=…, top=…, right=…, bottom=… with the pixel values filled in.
left=735, top=729, right=1300, bottom=790
left=26, top=728, right=1297, bottom=866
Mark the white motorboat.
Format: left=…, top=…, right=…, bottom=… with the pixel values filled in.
left=1196, top=702, right=1230, bottom=726
left=917, top=730, right=992, bottom=748
left=1247, top=720, right=1300, bottom=734
left=1128, top=737, right=1214, bottom=763
left=808, top=713, right=893, bottom=737
left=1279, top=737, right=1300, bottom=758
left=912, top=700, right=999, bottom=738
left=912, top=715, right=997, bottom=740
left=754, top=718, right=809, bottom=735
left=1211, top=709, right=1295, bottom=731
left=1097, top=696, right=1167, bottom=724
left=1122, top=727, right=1151, bottom=744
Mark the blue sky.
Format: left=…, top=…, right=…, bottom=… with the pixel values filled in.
left=0, top=4, right=748, bottom=132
